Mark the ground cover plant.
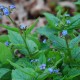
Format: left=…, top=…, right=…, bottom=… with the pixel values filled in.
left=0, top=2, right=80, bottom=80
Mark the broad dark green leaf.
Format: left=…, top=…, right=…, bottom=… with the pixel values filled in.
left=43, top=12, right=59, bottom=29
left=39, top=52, right=46, bottom=64
left=16, top=58, right=34, bottom=68
left=0, top=43, right=12, bottom=64
left=67, top=68, right=80, bottom=79
left=8, top=60, right=37, bottom=78
left=37, top=26, right=56, bottom=35
left=69, top=35, right=80, bottom=48
left=0, top=24, right=19, bottom=32
left=12, top=69, right=33, bottom=80
left=71, top=47, right=80, bottom=61
left=8, top=30, right=24, bottom=44
left=0, top=68, right=10, bottom=79
left=37, top=69, right=49, bottom=80
left=68, top=14, right=80, bottom=30
left=26, top=39, right=38, bottom=54
left=37, top=26, right=66, bottom=50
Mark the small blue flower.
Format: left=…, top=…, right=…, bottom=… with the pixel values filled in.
left=20, top=24, right=26, bottom=30
left=35, top=59, right=39, bottom=62
left=9, top=5, right=16, bottom=9
left=53, top=69, right=59, bottom=73
left=48, top=58, right=51, bottom=61
left=65, top=14, right=70, bottom=17
left=0, top=4, right=4, bottom=9
left=62, top=30, right=68, bottom=36
left=43, top=39, right=46, bottom=43
left=5, top=41, right=10, bottom=46
left=3, top=7, right=10, bottom=16
left=66, top=20, right=71, bottom=24
left=40, top=64, right=46, bottom=70
left=30, top=59, right=34, bottom=63
left=48, top=68, right=53, bottom=74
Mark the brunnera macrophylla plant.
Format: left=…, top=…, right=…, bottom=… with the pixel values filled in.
left=0, top=4, right=80, bottom=80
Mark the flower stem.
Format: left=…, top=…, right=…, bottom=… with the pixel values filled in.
left=23, top=31, right=30, bottom=54
left=7, top=16, right=30, bottom=57
left=65, top=36, right=72, bottom=64
left=8, top=15, right=18, bottom=27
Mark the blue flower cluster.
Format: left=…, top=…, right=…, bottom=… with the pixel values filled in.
left=40, top=64, right=46, bottom=70
left=48, top=68, right=59, bottom=74
left=30, top=59, right=39, bottom=63
left=0, top=4, right=15, bottom=16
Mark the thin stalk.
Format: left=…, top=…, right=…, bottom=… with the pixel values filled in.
left=22, top=31, right=30, bottom=55
left=65, top=36, right=72, bottom=62
left=7, top=16, right=31, bottom=57
left=8, top=15, right=17, bottom=27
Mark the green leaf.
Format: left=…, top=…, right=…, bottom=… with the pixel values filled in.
left=37, top=26, right=66, bottom=50
left=0, top=43, right=12, bottom=64
left=12, top=69, right=34, bottom=80
left=49, top=35, right=66, bottom=50
left=0, top=68, right=10, bottom=79
left=68, top=14, right=80, bottom=30
left=67, top=68, right=80, bottom=79
left=8, top=30, right=24, bottom=44
left=43, top=12, right=59, bottom=29
left=37, top=26, right=56, bottom=35
left=37, top=69, right=49, bottom=80
left=71, top=47, right=80, bottom=61
left=39, top=52, right=46, bottom=64
left=0, top=35, right=9, bottom=42
left=26, top=39, right=38, bottom=54
left=8, top=60, right=37, bottom=78
left=26, top=19, right=39, bottom=34
left=27, top=35, right=41, bottom=49
left=16, top=58, right=34, bottom=68
left=47, top=51, right=61, bottom=64
left=69, top=35, right=80, bottom=48
left=0, top=24, right=19, bottom=32
left=75, top=1, right=80, bottom=5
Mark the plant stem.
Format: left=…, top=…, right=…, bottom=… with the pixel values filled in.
left=7, top=16, right=31, bottom=57
left=65, top=36, right=72, bottom=63
left=22, top=31, right=30, bottom=54
left=8, top=15, right=18, bottom=27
